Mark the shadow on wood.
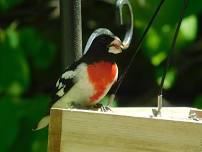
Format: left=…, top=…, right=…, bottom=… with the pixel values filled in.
left=48, top=107, right=202, bottom=152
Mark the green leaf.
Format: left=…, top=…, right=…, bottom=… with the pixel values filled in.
left=0, top=25, right=30, bottom=95
left=180, top=15, right=197, bottom=41
left=151, top=52, right=166, bottom=66
left=145, top=28, right=161, bottom=53
left=157, top=68, right=176, bottom=89
left=5, top=23, right=19, bottom=48
left=177, top=15, right=198, bottom=48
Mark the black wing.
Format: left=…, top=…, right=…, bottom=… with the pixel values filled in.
left=49, top=61, right=80, bottom=108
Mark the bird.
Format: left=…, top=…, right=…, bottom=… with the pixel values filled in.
left=35, top=28, right=124, bottom=130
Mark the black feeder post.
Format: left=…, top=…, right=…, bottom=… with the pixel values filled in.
left=60, top=0, right=82, bottom=68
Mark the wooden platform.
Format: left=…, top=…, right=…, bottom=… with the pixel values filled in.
left=48, top=107, right=202, bottom=152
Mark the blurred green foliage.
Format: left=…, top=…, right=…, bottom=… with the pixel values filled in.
left=0, top=0, right=202, bottom=151
left=132, top=1, right=199, bottom=90
left=0, top=0, right=23, bottom=11
left=0, top=1, right=56, bottom=151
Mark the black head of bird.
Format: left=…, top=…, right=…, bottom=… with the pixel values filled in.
left=84, top=33, right=124, bottom=63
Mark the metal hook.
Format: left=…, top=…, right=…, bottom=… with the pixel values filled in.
left=83, top=28, right=114, bottom=55
left=83, top=0, right=133, bottom=54
left=116, top=0, right=133, bottom=49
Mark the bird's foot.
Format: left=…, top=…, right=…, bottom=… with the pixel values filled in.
left=188, top=112, right=199, bottom=121
left=100, top=106, right=112, bottom=112
left=94, top=103, right=112, bottom=112
left=70, top=102, right=112, bottom=112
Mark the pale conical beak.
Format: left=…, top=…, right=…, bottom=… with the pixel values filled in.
left=108, top=37, right=123, bottom=54
left=108, top=46, right=122, bottom=54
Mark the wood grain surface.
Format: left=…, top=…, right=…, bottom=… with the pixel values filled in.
left=48, top=107, right=202, bottom=152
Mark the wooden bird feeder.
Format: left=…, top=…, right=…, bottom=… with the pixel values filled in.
left=48, top=107, right=202, bottom=152
left=49, top=0, right=202, bottom=151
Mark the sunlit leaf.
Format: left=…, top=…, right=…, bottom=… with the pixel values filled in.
left=0, top=25, right=30, bottom=95
left=179, top=15, right=197, bottom=42
left=151, top=52, right=166, bottom=66
left=157, top=68, right=176, bottom=89
left=145, top=28, right=161, bottom=52
left=5, top=23, right=19, bottom=48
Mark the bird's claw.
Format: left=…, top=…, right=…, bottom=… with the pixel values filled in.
left=100, top=106, right=112, bottom=112
left=188, top=112, right=199, bottom=121
left=94, top=103, right=112, bottom=112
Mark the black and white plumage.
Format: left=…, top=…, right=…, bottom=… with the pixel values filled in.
left=51, top=29, right=123, bottom=108
left=35, top=28, right=124, bottom=130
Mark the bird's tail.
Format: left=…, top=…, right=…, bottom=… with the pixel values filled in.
left=33, top=115, right=50, bottom=131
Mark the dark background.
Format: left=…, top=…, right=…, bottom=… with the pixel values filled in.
left=0, top=0, right=202, bottom=151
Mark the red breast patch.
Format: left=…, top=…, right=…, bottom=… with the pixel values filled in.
left=87, top=61, right=118, bottom=103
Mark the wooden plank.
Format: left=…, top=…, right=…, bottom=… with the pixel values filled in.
left=48, top=107, right=202, bottom=152
left=48, top=109, right=62, bottom=152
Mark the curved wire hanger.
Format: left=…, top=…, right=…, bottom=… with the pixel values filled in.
left=83, top=0, right=134, bottom=55
left=111, top=0, right=165, bottom=97
left=116, top=0, right=133, bottom=49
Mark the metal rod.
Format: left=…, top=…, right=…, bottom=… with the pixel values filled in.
left=153, top=0, right=189, bottom=117
left=157, top=94, right=162, bottom=115
left=60, top=0, right=82, bottom=68
left=158, top=0, right=189, bottom=95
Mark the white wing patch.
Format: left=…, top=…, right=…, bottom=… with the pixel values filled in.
left=58, top=82, right=63, bottom=89
left=53, top=63, right=95, bottom=108
left=56, top=79, right=64, bottom=89
left=56, top=79, right=60, bottom=87
left=56, top=87, right=65, bottom=97
left=56, top=70, right=75, bottom=89
left=62, top=70, right=75, bottom=79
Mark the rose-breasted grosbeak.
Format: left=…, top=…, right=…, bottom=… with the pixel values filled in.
left=36, top=29, right=124, bottom=130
